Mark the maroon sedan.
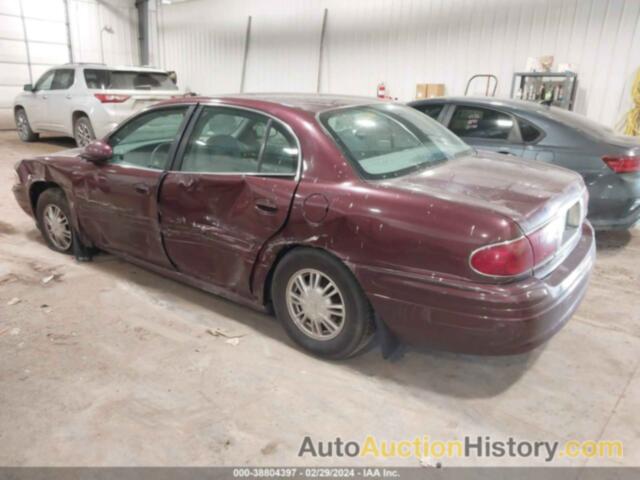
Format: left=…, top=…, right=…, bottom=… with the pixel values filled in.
left=12, top=94, right=595, bottom=358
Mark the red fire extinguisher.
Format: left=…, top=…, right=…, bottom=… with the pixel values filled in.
left=377, top=82, right=387, bottom=99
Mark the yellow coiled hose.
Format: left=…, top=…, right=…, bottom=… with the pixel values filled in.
left=624, top=68, right=640, bottom=136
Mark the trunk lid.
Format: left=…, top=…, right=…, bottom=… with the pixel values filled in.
left=379, top=150, right=586, bottom=234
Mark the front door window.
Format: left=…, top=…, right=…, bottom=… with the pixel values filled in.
left=108, top=107, right=189, bottom=170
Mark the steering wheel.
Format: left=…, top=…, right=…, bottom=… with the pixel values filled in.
left=149, top=141, right=172, bottom=168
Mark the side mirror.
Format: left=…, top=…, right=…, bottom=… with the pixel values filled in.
left=81, top=140, right=112, bottom=164
left=23, top=84, right=33, bottom=92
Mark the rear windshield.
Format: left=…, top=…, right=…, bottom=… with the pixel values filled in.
left=84, top=69, right=178, bottom=91
left=319, top=104, right=471, bottom=180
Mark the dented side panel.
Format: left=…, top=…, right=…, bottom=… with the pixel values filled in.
left=159, top=173, right=298, bottom=296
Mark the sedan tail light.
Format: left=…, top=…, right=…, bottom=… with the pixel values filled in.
left=526, top=215, right=567, bottom=266
left=602, top=155, right=640, bottom=173
left=470, top=237, right=534, bottom=277
left=94, top=93, right=130, bottom=103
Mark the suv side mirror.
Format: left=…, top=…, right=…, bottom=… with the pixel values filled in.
left=23, top=84, right=34, bottom=92
left=82, top=140, right=112, bottom=164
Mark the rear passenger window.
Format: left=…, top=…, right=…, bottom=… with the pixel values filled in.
left=416, top=104, right=444, bottom=120
left=449, top=107, right=514, bottom=140
left=180, top=107, right=297, bottom=175
left=519, top=119, right=542, bottom=143
left=260, top=124, right=298, bottom=174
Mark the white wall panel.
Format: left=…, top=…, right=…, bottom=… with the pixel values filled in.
left=0, top=14, right=23, bottom=37
left=0, top=0, right=20, bottom=15
left=24, top=18, right=68, bottom=43
left=151, top=0, right=640, bottom=129
left=0, top=38, right=27, bottom=62
left=68, top=0, right=139, bottom=66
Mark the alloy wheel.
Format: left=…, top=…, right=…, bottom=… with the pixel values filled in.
left=16, top=112, right=29, bottom=141
left=75, top=121, right=93, bottom=147
left=285, top=268, right=346, bottom=341
left=43, top=204, right=72, bottom=251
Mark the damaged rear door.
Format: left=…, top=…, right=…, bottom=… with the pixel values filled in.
left=158, top=105, right=300, bottom=296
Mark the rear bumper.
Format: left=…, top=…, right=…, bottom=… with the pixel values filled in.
left=355, top=222, right=595, bottom=355
left=589, top=200, right=640, bottom=230
left=587, top=173, right=640, bottom=230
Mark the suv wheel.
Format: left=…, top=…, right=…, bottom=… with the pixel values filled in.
left=15, top=108, right=39, bottom=142
left=272, top=248, right=374, bottom=359
left=74, top=116, right=95, bottom=147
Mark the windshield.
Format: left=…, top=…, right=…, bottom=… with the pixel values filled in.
left=84, top=69, right=178, bottom=91
left=319, top=103, right=471, bottom=180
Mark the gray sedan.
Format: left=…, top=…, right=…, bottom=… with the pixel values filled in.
left=408, top=97, right=640, bottom=230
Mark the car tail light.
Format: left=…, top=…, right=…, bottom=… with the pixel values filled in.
left=94, top=93, right=130, bottom=103
left=602, top=155, right=640, bottom=173
left=526, top=215, right=566, bottom=265
left=470, top=237, right=534, bottom=277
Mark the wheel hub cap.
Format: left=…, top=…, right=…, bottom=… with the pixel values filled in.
left=286, top=268, right=346, bottom=341
left=76, top=123, right=92, bottom=147
left=16, top=113, right=28, bottom=138
left=43, top=204, right=72, bottom=251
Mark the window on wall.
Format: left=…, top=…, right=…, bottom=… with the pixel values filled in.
left=108, top=107, right=188, bottom=169
left=449, top=106, right=514, bottom=140
left=180, top=107, right=298, bottom=175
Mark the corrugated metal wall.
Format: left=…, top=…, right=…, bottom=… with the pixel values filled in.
left=0, top=0, right=138, bottom=129
left=150, top=0, right=640, bottom=129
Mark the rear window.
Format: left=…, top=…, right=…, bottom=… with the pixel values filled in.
left=84, top=69, right=178, bottom=91
left=319, top=104, right=471, bottom=180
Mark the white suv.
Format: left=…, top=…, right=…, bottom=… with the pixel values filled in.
left=14, top=63, right=182, bottom=147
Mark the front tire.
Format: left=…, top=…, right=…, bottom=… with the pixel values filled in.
left=36, top=188, right=74, bottom=254
left=73, top=116, right=95, bottom=147
left=15, top=108, right=39, bottom=142
left=272, top=248, right=374, bottom=359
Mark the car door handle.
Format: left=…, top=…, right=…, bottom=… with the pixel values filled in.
left=254, top=198, right=278, bottom=213
left=41, top=95, right=47, bottom=100
left=65, top=94, right=72, bottom=99
left=134, top=183, right=150, bottom=194
left=498, top=149, right=512, bottom=155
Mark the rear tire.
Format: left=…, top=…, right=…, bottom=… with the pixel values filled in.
left=36, top=188, right=74, bottom=255
left=271, top=248, right=374, bottom=359
left=73, top=116, right=95, bottom=147
left=15, top=108, right=38, bottom=142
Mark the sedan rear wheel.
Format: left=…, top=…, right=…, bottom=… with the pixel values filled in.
left=286, top=269, right=346, bottom=341
left=15, top=109, right=38, bottom=142
left=74, top=116, right=95, bottom=147
left=272, top=248, right=374, bottom=359
left=36, top=188, right=74, bottom=254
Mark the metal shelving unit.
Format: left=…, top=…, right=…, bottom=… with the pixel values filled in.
left=510, top=72, right=578, bottom=110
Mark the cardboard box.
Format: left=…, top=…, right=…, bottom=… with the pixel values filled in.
left=416, top=83, right=445, bottom=99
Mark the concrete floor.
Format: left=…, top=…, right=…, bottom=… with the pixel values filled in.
left=0, top=130, right=639, bottom=468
